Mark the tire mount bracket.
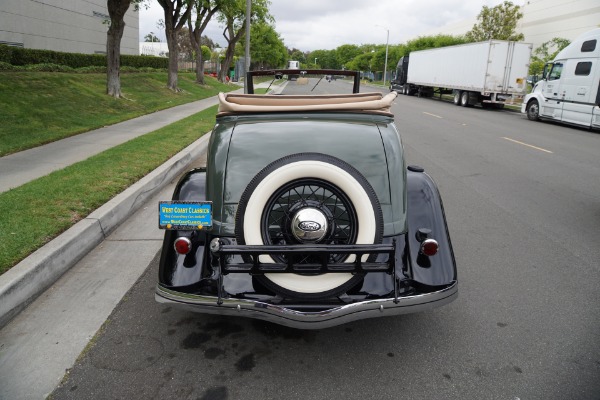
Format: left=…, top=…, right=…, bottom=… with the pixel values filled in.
left=209, top=238, right=398, bottom=304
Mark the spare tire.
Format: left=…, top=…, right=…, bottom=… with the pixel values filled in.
left=235, top=153, right=383, bottom=299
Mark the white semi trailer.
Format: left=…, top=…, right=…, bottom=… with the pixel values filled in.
left=390, top=40, right=532, bottom=109
left=522, top=28, right=600, bottom=129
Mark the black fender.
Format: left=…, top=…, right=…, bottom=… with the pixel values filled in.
left=405, top=166, right=457, bottom=287
left=158, top=168, right=210, bottom=288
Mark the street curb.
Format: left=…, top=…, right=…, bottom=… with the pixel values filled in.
left=0, top=133, right=211, bottom=329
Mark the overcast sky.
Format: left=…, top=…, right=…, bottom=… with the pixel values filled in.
left=139, top=0, right=509, bottom=52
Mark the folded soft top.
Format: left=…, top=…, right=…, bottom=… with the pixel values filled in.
left=217, top=92, right=397, bottom=116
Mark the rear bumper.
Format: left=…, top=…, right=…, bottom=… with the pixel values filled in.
left=155, top=282, right=457, bottom=329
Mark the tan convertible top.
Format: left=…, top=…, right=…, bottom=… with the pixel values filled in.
left=217, top=92, right=397, bottom=116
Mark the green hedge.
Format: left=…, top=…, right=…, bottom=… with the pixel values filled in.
left=0, top=45, right=168, bottom=69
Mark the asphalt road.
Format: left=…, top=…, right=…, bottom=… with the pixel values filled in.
left=275, top=76, right=355, bottom=95
left=50, top=92, right=600, bottom=400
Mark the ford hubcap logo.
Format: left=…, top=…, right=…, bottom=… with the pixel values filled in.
left=298, top=221, right=321, bottom=232
left=291, top=207, right=328, bottom=242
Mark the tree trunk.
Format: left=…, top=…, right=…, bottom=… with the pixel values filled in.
left=166, top=28, right=179, bottom=91
left=195, top=51, right=205, bottom=84
left=106, top=0, right=130, bottom=98
left=219, top=44, right=235, bottom=82
left=159, top=0, right=192, bottom=92
left=219, top=20, right=245, bottom=83
left=188, top=24, right=204, bottom=84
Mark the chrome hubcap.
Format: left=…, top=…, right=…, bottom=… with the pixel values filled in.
left=291, top=207, right=328, bottom=242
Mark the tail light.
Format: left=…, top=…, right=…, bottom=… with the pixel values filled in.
left=420, top=239, right=439, bottom=256
left=416, top=228, right=438, bottom=256
left=174, top=237, right=192, bottom=255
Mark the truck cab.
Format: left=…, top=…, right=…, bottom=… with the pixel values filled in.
left=523, top=28, right=600, bottom=129
left=390, top=56, right=410, bottom=94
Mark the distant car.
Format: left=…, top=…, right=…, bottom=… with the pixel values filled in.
left=156, top=69, right=457, bottom=329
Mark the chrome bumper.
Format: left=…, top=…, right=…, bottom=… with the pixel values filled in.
left=155, top=282, right=458, bottom=329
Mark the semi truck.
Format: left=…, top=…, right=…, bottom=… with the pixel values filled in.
left=522, top=28, right=600, bottom=129
left=390, top=40, right=532, bottom=109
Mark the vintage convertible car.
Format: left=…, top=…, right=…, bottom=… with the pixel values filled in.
left=156, top=69, right=457, bottom=329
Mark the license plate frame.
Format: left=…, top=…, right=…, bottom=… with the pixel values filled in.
left=159, top=201, right=212, bottom=230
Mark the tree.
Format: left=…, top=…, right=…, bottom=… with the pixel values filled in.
left=201, top=35, right=217, bottom=50
left=188, top=0, right=221, bottom=84
left=245, top=22, right=287, bottom=69
left=308, top=49, right=337, bottom=69
left=157, top=0, right=193, bottom=91
left=529, top=37, right=570, bottom=76
left=217, top=0, right=270, bottom=82
left=177, top=27, right=195, bottom=61
left=346, top=51, right=374, bottom=72
left=335, top=45, right=361, bottom=68
left=404, top=34, right=468, bottom=53
left=287, top=48, right=307, bottom=65
left=106, top=0, right=144, bottom=98
left=144, top=32, right=160, bottom=42
left=465, top=1, right=524, bottom=42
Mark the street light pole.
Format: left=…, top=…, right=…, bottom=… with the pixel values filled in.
left=315, top=58, right=318, bottom=67
left=383, top=28, right=389, bottom=88
left=244, top=0, right=251, bottom=93
left=376, top=25, right=390, bottom=88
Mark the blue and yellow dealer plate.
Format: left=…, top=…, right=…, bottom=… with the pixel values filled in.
left=159, top=201, right=212, bottom=230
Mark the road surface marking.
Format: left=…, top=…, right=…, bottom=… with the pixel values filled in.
left=422, top=112, right=442, bottom=118
left=502, top=137, right=553, bottom=153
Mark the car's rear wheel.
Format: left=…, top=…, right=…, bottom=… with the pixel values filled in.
left=235, top=153, right=383, bottom=299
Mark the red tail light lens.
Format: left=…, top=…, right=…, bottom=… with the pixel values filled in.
left=174, top=237, right=192, bottom=255
left=420, top=239, right=438, bottom=256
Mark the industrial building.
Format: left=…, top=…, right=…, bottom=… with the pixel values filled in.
left=426, top=0, right=600, bottom=50
left=0, top=0, right=139, bottom=55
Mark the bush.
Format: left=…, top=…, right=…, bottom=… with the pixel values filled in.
left=121, top=54, right=168, bottom=69
left=0, top=61, right=15, bottom=71
left=0, top=45, right=169, bottom=69
left=0, top=45, right=13, bottom=63
left=24, top=63, right=74, bottom=72
left=75, top=66, right=107, bottom=73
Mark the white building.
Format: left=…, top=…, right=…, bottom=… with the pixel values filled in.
left=518, top=0, right=600, bottom=48
left=0, top=0, right=139, bottom=55
left=425, top=0, right=600, bottom=51
left=139, top=42, right=169, bottom=57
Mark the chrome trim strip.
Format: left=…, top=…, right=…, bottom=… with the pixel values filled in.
left=155, top=282, right=457, bottom=329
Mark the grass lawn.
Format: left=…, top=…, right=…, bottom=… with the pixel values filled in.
left=0, top=71, right=305, bottom=275
left=0, top=105, right=219, bottom=275
left=0, top=71, right=235, bottom=156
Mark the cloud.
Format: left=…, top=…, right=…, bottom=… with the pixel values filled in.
left=139, top=0, right=507, bottom=51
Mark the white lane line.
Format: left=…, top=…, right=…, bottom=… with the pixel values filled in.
left=422, top=112, right=442, bottom=118
left=502, top=137, right=553, bottom=153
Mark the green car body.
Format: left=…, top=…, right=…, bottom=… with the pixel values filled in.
left=156, top=70, right=457, bottom=329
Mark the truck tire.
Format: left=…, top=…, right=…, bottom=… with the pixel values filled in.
left=453, top=91, right=461, bottom=105
left=527, top=99, right=540, bottom=121
left=460, top=91, right=471, bottom=107
left=235, top=153, right=384, bottom=300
